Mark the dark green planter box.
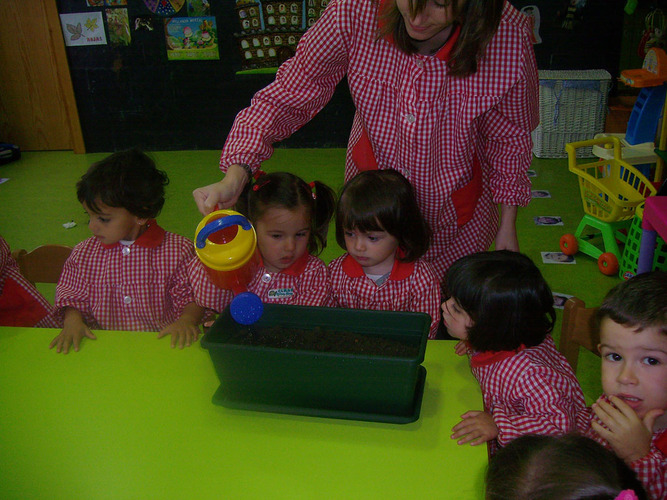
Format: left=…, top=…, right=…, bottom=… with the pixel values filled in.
left=202, top=304, right=429, bottom=424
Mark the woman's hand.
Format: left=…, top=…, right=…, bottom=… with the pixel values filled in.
left=192, top=164, right=250, bottom=215
left=494, top=204, right=519, bottom=252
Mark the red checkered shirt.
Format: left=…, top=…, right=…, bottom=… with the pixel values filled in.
left=0, top=237, right=60, bottom=328
left=188, top=252, right=331, bottom=311
left=582, top=396, right=667, bottom=500
left=220, top=0, right=538, bottom=282
left=469, top=335, right=587, bottom=456
left=55, top=222, right=196, bottom=332
left=328, top=253, right=441, bottom=338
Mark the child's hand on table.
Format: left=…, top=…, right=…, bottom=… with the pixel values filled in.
left=49, top=309, right=96, bottom=354
left=157, top=303, right=204, bottom=349
left=591, top=395, right=663, bottom=463
left=451, top=410, right=499, bottom=446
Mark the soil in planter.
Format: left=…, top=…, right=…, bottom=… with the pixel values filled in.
left=224, top=325, right=419, bottom=358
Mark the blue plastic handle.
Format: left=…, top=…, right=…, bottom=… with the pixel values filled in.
left=195, top=215, right=252, bottom=249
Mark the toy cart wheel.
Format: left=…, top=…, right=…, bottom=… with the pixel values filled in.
left=598, top=252, right=619, bottom=276
left=560, top=234, right=579, bottom=256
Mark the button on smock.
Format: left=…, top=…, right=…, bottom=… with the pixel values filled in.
left=261, top=273, right=272, bottom=283
left=123, top=296, right=132, bottom=304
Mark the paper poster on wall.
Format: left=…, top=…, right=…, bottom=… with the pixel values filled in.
left=86, top=0, right=104, bottom=6
left=144, top=0, right=185, bottom=16
left=164, top=17, right=219, bottom=60
left=106, top=8, right=131, bottom=46
left=187, top=0, right=211, bottom=16
left=59, top=12, right=107, bottom=47
left=105, top=0, right=127, bottom=5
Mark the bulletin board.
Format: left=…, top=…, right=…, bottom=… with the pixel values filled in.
left=55, top=0, right=355, bottom=153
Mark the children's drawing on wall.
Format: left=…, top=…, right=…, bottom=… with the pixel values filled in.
left=86, top=0, right=104, bottom=6
left=144, top=0, right=185, bottom=16
left=164, top=17, right=219, bottom=60
left=187, top=0, right=211, bottom=17
left=59, top=12, right=107, bottom=47
left=134, top=16, right=154, bottom=32
left=106, top=8, right=131, bottom=46
left=520, top=5, right=542, bottom=44
left=105, top=0, right=127, bottom=5
left=557, top=0, right=586, bottom=31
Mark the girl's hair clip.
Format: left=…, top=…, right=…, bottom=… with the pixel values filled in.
left=308, top=181, right=316, bottom=200
left=253, top=178, right=270, bottom=192
left=615, top=490, right=639, bottom=500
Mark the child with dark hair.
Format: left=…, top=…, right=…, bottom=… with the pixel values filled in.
left=486, top=433, right=647, bottom=500
left=328, top=169, right=441, bottom=338
left=444, top=250, right=586, bottom=455
left=50, top=148, right=205, bottom=353
left=581, top=271, right=667, bottom=500
left=189, top=171, right=336, bottom=311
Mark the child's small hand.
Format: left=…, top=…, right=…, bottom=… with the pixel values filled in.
left=454, top=340, right=469, bottom=356
left=157, top=319, right=201, bottom=349
left=49, top=324, right=96, bottom=354
left=451, top=410, right=498, bottom=446
left=591, top=395, right=662, bottom=463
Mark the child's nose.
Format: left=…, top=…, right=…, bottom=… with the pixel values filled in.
left=617, top=362, right=637, bottom=385
left=284, top=237, right=296, bottom=252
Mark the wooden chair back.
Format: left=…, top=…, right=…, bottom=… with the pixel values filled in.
left=559, top=297, right=601, bottom=372
left=11, top=245, right=72, bottom=285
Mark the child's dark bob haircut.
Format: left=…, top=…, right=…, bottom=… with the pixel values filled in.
left=335, top=169, right=430, bottom=262
left=446, top=250, right=556, bottom=352
left=486, top=434, right=647, bottom=500
left=597, top=270, right=667, bottom=335
left=77, top=148, right=168, bottom=219
left=236, top=171, right=336, bottom=256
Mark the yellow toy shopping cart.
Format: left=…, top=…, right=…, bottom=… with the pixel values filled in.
left=559, top=137, right=657, bottom=275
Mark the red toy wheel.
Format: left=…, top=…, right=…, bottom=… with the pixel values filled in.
left=598, top=252, right=619, bottom=276
left=560, top=234, right=578, bottom=256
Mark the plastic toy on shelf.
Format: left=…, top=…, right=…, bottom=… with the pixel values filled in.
left=560, top=137, right=657, bottom=275
left=591, top=48, right=667, bottom=183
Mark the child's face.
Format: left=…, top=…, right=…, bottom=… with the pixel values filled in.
left=343, top=227, right=399, bottom=276
left=599, top=317, right=667, bottom=420
left=255, top=206, right=310, bottom=273
left=84, top=201, right=146, bottom=245
left=441, top=297, right=473, bottom=341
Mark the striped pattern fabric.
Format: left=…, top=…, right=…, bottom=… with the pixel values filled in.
left=328, top=253, right=441, bottom=338
left=189, top=253, right=331, bottom=311
left=55, top=225, right=196, bottom=331
left=470, top=336, right=587, bottom=455
left=220, top=0, right=539, bottom=282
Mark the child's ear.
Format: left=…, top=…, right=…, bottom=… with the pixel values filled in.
left=136, top=217, right=149, bottom=226
left=597, top=343, right=602, bottom=355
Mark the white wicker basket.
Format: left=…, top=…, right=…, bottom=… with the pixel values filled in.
left=532, top=69, right=612, bottom=158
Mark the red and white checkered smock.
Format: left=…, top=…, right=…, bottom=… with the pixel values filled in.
left=0, top=237, right=60, bottom=328
left=582, top=396, right=667, bottom=500
left=469, top=335, right=587, bottom=456
left=55, top=222, right=197, bottom=332
left=188, top=252, right=331, bottom=312
left=219, top=0, right=539, bottom=282
left=328, top=253, right=440, bottom=338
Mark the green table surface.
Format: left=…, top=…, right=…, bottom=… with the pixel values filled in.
left=0, top=328, right=486, bottom=499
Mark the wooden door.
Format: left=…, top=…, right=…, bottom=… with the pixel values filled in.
left=0, top=0, right=84, bottom=152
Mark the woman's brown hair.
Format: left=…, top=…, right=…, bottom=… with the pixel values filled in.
left=376, top=0, right=504, bottom=77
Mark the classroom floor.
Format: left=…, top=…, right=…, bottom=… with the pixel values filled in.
left=0, top=148, right=616, bottom=401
